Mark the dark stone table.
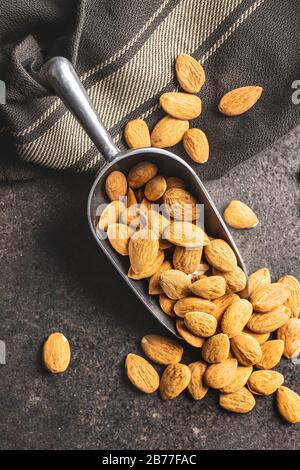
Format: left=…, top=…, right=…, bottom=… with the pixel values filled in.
left=0, top=126, right=299, bottom=450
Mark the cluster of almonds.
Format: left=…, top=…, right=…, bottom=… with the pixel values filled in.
left=98, top=160, right=300, bottom=423
left=123, top=53, right=263, bottom=165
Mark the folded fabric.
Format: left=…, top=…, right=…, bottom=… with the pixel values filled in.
left=0, top=0, right=299, bottom=181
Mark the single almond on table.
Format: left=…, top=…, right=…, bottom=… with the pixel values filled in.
left=160, top=269, right=191, bottom=300
left=125, top=353, right=159, bottom=394
left=218, top=86, right=263, bottom=116
left=124, top=119, right=151, bottom=148
left=151, top=115, right=189, bottom=148
left=128, top=250, right=164, bottom=279
left=164, top=221, right=206, bottom=249
left=159, top=294, right=176, bottom=317
left=204, top=358, right=238, bottom=389
left=175, top=53, right=205, bottom=93
left=278, top=274, right=300, bottom=318
left=148, top=260, right=172, bottom=295
left=243, top=329, right=270, bottom=345
left=204, top=239, right=237, bottom=272
left=255, top=339, right=284, bottom=370
left=163, top=187, right=200, bottom=221
left=250, top=282, right=289, bottom=313
left=184, top=311, right=217, bottom=338
left=43, top=332, right=71, bottom=374
left=172, top=246, right=202, bottom=274
left=128, top=228, right=159, bottom=274
left=166, top=176, right=186, bottom=190
left=247, top=370, right=284, bottom=396
left=213, top=266, right=247, bottom=293
left=247, top=306, right=291, bottom=333
left=176, top=319, right=205, bottom=348
left=183, top=128, right=209, bottom=164
left=212, top=293, right=240, bottom=322
left=141, top=334, right=183, bottom=365
left=219, top=366, right=253, bottom=394
left=277, top=318, right=300, bottom=359
left=174, top=297, right=216, bottom=317
left=98, top=200, right=125, bottom=231
left=221, top=298, right=253, bottom=338
left=160, top=363, right=191, bottom=400
left=188, top=361, right=208, bottom=400
left=105, top=170, right=127, bottom=201
left=202, top=333, right=230, bottom=363
left=191, top=276, right=226, bottom=300
left=128, top=161, right=158, bottom=189
left=144, top=175, right=167, bottom=201
left=223, top=200, right=259, bottom=229
left=276, top=386, right=300, bottom=424
left=230, top=333, right=262, bottom=366
left=107, top=223, right=133, bottom=256
left=219, top=387, right=256, bottom=413
left=160, top=92, right=202, bottom=120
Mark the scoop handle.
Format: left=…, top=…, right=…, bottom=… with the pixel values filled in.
left=43, top=56, right=119, bottom=162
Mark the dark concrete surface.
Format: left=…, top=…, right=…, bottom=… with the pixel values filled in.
left=0, top=126, right=299, bottom=450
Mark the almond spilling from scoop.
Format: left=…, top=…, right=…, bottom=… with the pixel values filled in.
left=160, top=92, right=202, bottom=120
left=184, top=311, right=217, bottom=338
left=163, top=187, right=200, bottom=221
left=187, top=361, right=208, bottom=400
left=224, top=200, right=259, bottom=229
left=243, top=329, right=270, bottom=345
left=43, top=332, right=71, bottom=374
left=277, top=318, right=300, bottom=359
left=250, top=282, right=289, bottom=313
left=159, top=294, right=176, bottom=317
left=176, top=319, right=205, bottom=348
left=202, top=333, right=230, bottom=363
left=191, top=276, right=226, bottom=300
left=244, top=267, right=271, bottom=298
left=248, top=370, right=284, bottom=396
left=160, top=363, right=191, bottom=400
left=183, top=128, right=209, bottom=164
left=204, top=358, right=238, bottom=389
left=221, top=298, right=253, bottom=338
left=218, top=86, right=263, bottom=116
left=125, top=353, right=159, bottom=394
left=174, top=297, right=216, bottom=317
left=160, top=269, right=191, bottom=300
left=172, top=246, right=202, bottom=274
left=276, top=386, right=300, bottom=424
left=204, top=239, right=237, bottom=272
left=148, top=260, right=172, bottom=295
left=230, top=333, right=262, bottom=366
left=141, top=334, right=183, bottom=365
left=213, top=266, right=247, bottom=293
left=278, top=274, right=300, bottom=318
left=128, top=161, right=158, bottom=189
left=105, top=170, right=127, bottom=201
left=124, top=119, right=151, bottom=149
left=175, top=53, right=205, bottom=93
left=219, top=366, right=253, bottom=394
left=212, top=293, right=240, bottom=322
left=219, top=387, right=256, bottom=413
left=151, top=116, right=189, bottom=148
left=247, top=305, right=291, bottom=333
left=255, top=339, right=284, bottom=369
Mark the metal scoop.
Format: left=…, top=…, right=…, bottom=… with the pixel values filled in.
left=44, top=57, right=247, bottom=337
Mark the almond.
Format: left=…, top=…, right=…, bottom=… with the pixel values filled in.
left=125, top=353, right=159, bottom=393
left=191, top=276, right=226, bottom=300
left=219, top=387, right=256, bottom=413
left=166, top=176, right=186, bottom=190
left=160, top=92, right=202, bottom=120
left=127, top=187, right=137, bottom=207
left=98, top=200, right=125, bottom=231
left=248, top=370, right=284, bottom=396
left=247, top=306, right=291, bottom=333
left=141, top=209, right=169, bottom=239
left=128, top=161, right=158, bottom=189
left=213, top=267, right=247, bottom=293
left=188, top=361, right=208, bottom=400
left=176, top=319, right=205, bottom=348
left=243, top=329, right=270, bottom=345
left=160, top=363, right=191, bottom=400
left=141, top=334, right=183, bottom=365
left=277, top=386, right=300, bottom=424
left=202, top=333, right=230, bottom=363
left=204, top=358, right=238, bottom=389
left=183, top=128, right=209, bottom=164
left=184, top=311, right=217, bottom=338
left=160, top=269, right=191, bottom=300
left=144, top=175, right=167, bottom=202
left=224, top=200, right=259, bottom=229
left=172, top=246, right=202, bottom=274
left=128, top=250, right=164, bottom=280
left=174, top=297, right=216, bottom=317
left=219, top=366, right=253, bottom=394
left=129, top=228, right=159, bottom=274
left=250, top=282, right=289, bottom=312
left=120, top=204, right=141, bottom=228
left=43, top=332, right=71, bottom=374
left=277, top=318, right=300, bottom=359
left=163, top=188, right=200, bottom=221
left=221, top=299, right=253, bottom=338
left=124, top=119, right=151, bottom=149
left=204, top=239, right=237, bottom=272
left=149, top=260, right=172, bottom=295
left=278, top=275, right=300, bottom=318
left=164, top=221, right=206, bottom=249
left=107, top=223, right=133, bottom=255
left=230, top=333, right=262, bottom=366
left=256, top=340, right=284, bottom=369
left=218, top=86, right=263, bottom=116
left=175, top=53, right=205, bottom=93
left=159, top=294, right=176, bottom=317
left=151, top=116, right=189, bottom=148
left=212, top=293, right=240, bottom=322
left=105, top=171, right=127, bottom=201
left=244, top=267, right=271, bottom=298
